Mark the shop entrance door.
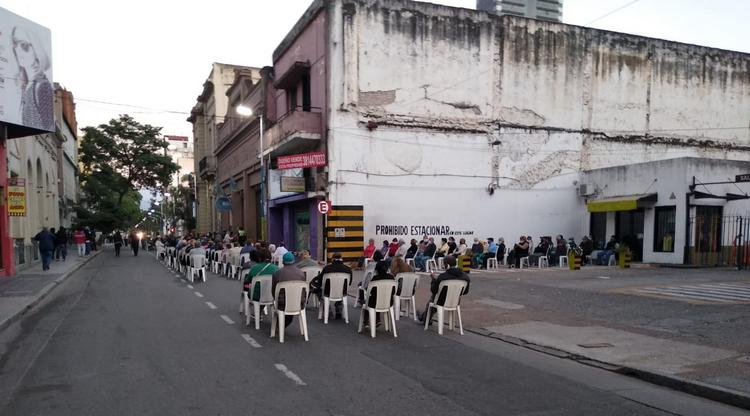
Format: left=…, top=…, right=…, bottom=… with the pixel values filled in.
left=294, top=208, right=310, bottom=253
left=616, top=208, right=645, bottom=261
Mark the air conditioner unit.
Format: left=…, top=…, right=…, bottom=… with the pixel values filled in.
left=577, top=184, right=588, bottom=197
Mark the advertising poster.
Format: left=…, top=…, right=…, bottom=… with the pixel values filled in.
left=0, top=7, right=54, bottom=132
left=7, top=177, right=26, bottom=216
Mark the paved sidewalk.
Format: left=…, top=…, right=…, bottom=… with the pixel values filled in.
left=348, top=265, right=750, bottom=411
left=0, top=250, right=102, bottom=332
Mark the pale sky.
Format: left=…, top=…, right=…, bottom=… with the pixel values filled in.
left=2, top=0, right=748, bottom=140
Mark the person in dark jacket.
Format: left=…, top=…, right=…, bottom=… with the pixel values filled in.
left=113, top=232, right=124, bottom=257
left=311, top=252, right=353, bottom=319
left=54, top=226, right=68, bottom=261
left=405, top=239, right=419, bottom=259
left=360, top=260, right=395, bottom=327
left=33, top=227, right=56, bottom=271
left=419, top=256, right=470, bottom=324
left=129, top=231, right=140, bottom=256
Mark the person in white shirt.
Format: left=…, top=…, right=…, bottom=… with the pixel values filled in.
left=273, top=243, right=289, bottom=261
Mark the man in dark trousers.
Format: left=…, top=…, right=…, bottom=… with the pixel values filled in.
left=33, top=227, right=56, bottom=271
left=129, top=231, right=140, bottom=256
left=419, top=256, right=470, bottom=324
left=311, top=252, right=353, bottom=319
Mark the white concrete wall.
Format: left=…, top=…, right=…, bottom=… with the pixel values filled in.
left=323, top=0, right=750, bottom=254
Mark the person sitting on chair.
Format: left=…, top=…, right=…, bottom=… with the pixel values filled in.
left=418, top=256, right=470, bottom=324
left=507, top=236, right=530, bottom=268
left=361, top=260, right=395, bottom=328
left=310, top=252, right=353, bottom=320
left=271, top=252, right=306, bottom=328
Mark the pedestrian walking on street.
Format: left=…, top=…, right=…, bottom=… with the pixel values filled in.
left=33, top=227, right=56, bottom=271
left=129, top=231, right=140, bottom=256
left=73, top=228, right=86, bottom=256
left=55, top=226, right=68, bottom=261
left=113, top=231, right=123, bottom=257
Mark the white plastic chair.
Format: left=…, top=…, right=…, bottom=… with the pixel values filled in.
left=394, top=273, right=419, bottom=321
left=190, top=254, right=207, bottom=283
left=405, top=257, right=415, bottom=268
left=246, top=275, right=274, bottom=329
left=317, top=272, right=350, bottom=324
left=486, top=251, right=499, bottom=270
left=358, top=280, right=397, bottom=338
left=559, top=254, right=569, bottom=268
left=301, top=266, right=322, bottom=307
left=270, top=281, right=309, bottom=343
left=502, top=247, right=510, bottom=266
left=519, top=256, right=530, bottom=269
left=357, top=263, right=377, bottom=308
left=425, top=253, right=438, bottom=273
left=363, top=255, right=375, bottom=269
left=424, top=280, right=467, bottom=335
left=230, top=252, right=242, bottom=280
left=608, top=254, right=616, bottom=266
left=538, top=247, right=550, bottom=269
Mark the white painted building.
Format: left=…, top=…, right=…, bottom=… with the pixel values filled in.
left=297, top=0, right=749, bottom=264
left=165, top=135, right=194, bottom=187
left=583, top=158, right=750, bottom=265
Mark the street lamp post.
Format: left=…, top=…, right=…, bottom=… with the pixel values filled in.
left=236, top=105, right=266, bottom=241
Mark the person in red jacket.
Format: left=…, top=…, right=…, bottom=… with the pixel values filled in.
left=357, top=239, right=376, bottom=268
left=73, top=228, right=86, bottom=257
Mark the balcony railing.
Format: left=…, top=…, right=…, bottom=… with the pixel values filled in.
left=198, top=156, right=216, bottom=179
left=264, top=109, right=322, bottom=155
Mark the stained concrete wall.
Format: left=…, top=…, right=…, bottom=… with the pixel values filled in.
left=322, top=0, right=749, bottom=253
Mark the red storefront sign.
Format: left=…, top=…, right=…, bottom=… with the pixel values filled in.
left=277, top=152, right=326, bottom=170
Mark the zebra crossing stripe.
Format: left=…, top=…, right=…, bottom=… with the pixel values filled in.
left=676, top=285, right=750, bottom=296
left=713, top=283, right=750, bottom=292
left=637, top=286, right=750, bottom=302
left=637, top=289, right=736, bottom=303
left=642, top=287, right=749, bottom=301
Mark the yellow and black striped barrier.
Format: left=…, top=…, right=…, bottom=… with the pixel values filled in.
left=619, top=251, right=631, bottom=268
left=458, top=255, right=471, bottom=273
left=568, top=253, right=582, bottom=270
left=325, top=205, right=364, bottom=263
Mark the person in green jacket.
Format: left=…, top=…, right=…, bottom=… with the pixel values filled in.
left=241, top=248, right=278, bottom=312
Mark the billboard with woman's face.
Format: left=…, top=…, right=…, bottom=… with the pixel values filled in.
left=0, top=7, right=53, bottom=133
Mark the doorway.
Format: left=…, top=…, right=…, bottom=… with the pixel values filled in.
left=616, top=208, right=645, bottom=261
left=294, top=207, right=310, bottom=253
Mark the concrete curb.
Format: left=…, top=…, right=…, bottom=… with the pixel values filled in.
left=0, top=250, right=102, bottom=333
left=466, top=327, right=750, bottom=411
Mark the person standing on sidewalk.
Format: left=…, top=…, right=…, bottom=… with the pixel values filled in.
left=54, top=226, right=68, bottom=261
left=33, top=227, right=56, bottom=271
left=113, top=231, right=124, bottom=257
left=73, top=228, right=86, bottom=257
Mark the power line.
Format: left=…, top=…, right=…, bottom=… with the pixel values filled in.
left=585, top=0, right=644, bottom=26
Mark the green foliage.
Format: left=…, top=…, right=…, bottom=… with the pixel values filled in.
left=77, top=115, right=180, bottom=232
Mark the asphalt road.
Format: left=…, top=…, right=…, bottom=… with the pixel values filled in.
left=0, top=250, right=747, bottom=416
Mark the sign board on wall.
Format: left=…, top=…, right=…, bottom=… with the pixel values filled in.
left=736, top=174, right=750, bottom=183
left=280, top=176, right=305, bottom=193
left=269, top=168, right=303, bottom=200
left=215, top=196, right=231, bottom=212
left=277, top=152, right=326, bottom=170
left=7, top=177, right=26, bottom=216
left=0, top=7, right=54, bottom=133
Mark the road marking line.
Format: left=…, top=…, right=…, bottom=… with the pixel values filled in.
left=241, top=334, right=262, bottom=348
left=275, top=364, right=306, bottom=386
left=187, top=285, right=194, bottom=289
left=195, top=292, right=204, bottom=298
left=206, top=302, right=217, bottom=309
left=596, top=276, right=611, bottom=279
left=220, top=314, right=234, bottom=324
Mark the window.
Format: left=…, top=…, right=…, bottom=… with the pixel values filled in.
left=287, top=87, right=297, bottom=113
left=302, top=72, right=311, bottom=112
left=589, top=212, right=607, bottom=250
left=654, top=206, right=676, bottom=252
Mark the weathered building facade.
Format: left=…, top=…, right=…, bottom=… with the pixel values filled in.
left=215, top=67, right=265, bottom=240
left=275, top=0, right=748, bottom=262
left=7, top=84, right=80, bottom=270
left=189, top=63, right=252, bottom=235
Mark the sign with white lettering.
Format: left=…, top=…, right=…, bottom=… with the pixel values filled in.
left=736, top=174, right=750, bottom=183
left=277, top=152, right=326, bottom=170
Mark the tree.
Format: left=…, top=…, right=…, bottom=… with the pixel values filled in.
left=80, top=115, right=179, bottom=205
left=77, top=115, right=179, bottom=232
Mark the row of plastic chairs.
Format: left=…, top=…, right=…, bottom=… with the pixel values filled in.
left=160, top=250, right=465, bottom=341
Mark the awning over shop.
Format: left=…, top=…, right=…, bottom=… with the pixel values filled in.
left=586, top=193, right=657, bottom=213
